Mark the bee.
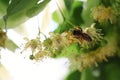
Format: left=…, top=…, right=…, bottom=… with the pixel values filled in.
left=72, top=27, right=92, bottom=42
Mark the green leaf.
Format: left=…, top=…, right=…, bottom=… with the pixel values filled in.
left=65, top=70, right=81, bottom=80
left=0, top=0, right=50, bottom=28
left=0, top=0, right=9, bottom=16
left=58, top=43, right=80, bottom=58
left=26, top=0, right=50, bottom=17
left=52, top=10, right=63, bottom=23
left=64, top=0, right=73, bottom=11
left=0, top=0, right=9, bottom=28
left=104, top=64, right=120, bottom=80
left=7, top=0, right=38, bottom=16
left=81, top=68, right=96, bottom=80
left=99, top=56, right=120, bottom=80
left=70, top=1, right=83, bottom=25
left=5, top=38, right=19, bottom=52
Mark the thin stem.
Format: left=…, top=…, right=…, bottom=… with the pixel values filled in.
left=56, top=1, right=65, bottom=21
left=3, top=15, right=7, bottom=32
left=55, top=1, right=75, bottom=27
left=36, top=16, right=47, bottom=39
left=36, top=16, right=41, bottom=37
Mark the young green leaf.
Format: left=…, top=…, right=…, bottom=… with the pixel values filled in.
left=5, top=38, right=19, bottom=52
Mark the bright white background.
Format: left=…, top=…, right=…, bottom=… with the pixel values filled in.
left=0, top=0, right=71, bottom=80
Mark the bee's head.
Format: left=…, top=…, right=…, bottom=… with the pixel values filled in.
left=72, top=27, right=82, bottom=35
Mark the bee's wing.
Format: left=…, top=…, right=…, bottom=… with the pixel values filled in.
left=82, top=33, right=92, bottom=42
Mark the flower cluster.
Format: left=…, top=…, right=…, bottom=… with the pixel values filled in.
left=23, top=37, right=42, bottom=53
left=43, top=32, right=69, bottom=57
left=22, top=37, right=50, bottom=60
left=43, top=23, right=103, bottom=55
left=91, top=6, right=117, bottom=23
left=84, top=23, right=103, bottom=42
left=22, top=23, right=104, bottom=65
left=70, top=39, right=117, bottom=71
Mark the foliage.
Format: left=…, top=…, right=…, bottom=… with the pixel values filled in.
left=0, top=0, right=50, bottom=28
